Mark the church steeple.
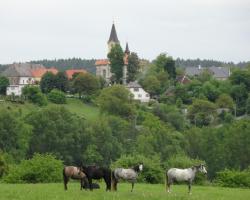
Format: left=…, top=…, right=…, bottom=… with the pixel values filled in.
left=125, top=42, right=130, bottom=54
left=108, top=23, right=120, bottom=53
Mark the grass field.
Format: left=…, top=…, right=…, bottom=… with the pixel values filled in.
left=0, top=182, right=249, bottom=200
left=0, top=98, right=100, bottom=120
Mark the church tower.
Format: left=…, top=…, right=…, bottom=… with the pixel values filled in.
left=122, top=42, right=130, bottom=85
left=107, top=23, right=120, bottom=53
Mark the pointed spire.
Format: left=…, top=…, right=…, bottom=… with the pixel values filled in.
left=125, top=42, right=130, bottom=54
left=108, top=23, right=119, bottom=43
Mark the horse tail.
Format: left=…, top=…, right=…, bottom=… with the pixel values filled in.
left=165, top=170, right=168, bottom=192
left=63, top=167, right=68, bottom=190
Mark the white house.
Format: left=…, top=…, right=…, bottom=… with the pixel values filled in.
left=2, top=63, right=42, bottom=96
left=126, top=81, right=150, bottom=103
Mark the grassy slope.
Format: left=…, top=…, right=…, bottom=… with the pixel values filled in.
left=0, top=98, right=100, bottom=120
left=0, top=183, right=249, bottom=200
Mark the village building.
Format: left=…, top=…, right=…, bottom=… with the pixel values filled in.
left=185, top=65, right=231, bottom=80
left=31, top=67, right=58, bottom=82
left=95, top=23, right=128, bottom=85
left=126, top=81, right=150, bottom=103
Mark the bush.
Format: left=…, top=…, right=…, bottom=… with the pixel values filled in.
left=48, top=89, right=66, bottom=104
left=163, top=154, right=207, bottom=184
left=22, top=86, right=48, bottom=106
left=0, top=152, right=8, bottom=178
left=111, top=154, right=164, bottom=184
left=4, top=153, right=63, bottom=183
left=215, top=168, right=250, bottom=188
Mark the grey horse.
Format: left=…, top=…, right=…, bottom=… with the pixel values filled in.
left=166, top=164, right=207, bottom=194
left=112, top=163, right=143, bottom=192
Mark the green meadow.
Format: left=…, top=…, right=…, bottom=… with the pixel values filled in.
left=0, top=183, right=249, bottom=200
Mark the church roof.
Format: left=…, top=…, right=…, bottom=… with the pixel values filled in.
left=108, top=23, right=119, bottom=43
left=125, top=42, right=130, bottom=54
left=95, top=59, right=109, bottom=66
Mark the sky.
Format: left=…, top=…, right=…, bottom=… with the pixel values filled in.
left=0, top=0, right=249, bottom=64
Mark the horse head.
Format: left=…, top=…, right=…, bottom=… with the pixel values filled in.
left=198, top=164, right=207, bottom=174
left=133, top=163, right=143, bottom=172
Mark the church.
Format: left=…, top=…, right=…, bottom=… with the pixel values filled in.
left=95, top=23, right=129, bottom=85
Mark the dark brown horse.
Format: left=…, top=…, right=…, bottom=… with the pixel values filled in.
left=63, top=166, right=89, bottom=190
left=81, top=165, right=111, bottom=191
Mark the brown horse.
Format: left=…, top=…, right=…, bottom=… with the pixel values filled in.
left=63, top=166, right=89, bottom=190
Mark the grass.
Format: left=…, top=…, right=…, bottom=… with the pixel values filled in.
left=0, top=183, right=249, bottom=200
left=0, top=98, right=100, bottom=120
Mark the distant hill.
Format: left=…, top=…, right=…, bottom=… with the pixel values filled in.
left=175, top=58, right=249, bottom=68
left=29, top=58, right=96, bottom=73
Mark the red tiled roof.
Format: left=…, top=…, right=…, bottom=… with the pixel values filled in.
left=31, top=67, right=58, bottom=77
left=95, top=59, right=109, bottom=66
left=65, top=69, right=87, bottom=79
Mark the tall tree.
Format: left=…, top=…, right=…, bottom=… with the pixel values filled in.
left=0, top=76, right=9, bottom=95
left=155, top=53, right=176, bottom=79
left=127, top=52, right=140, bottom=82
left=54, top=72, right=68, bottom=92
left=108, top=44, right=124, bottom=83
left=40, top=72, right=56, bottom=93
left=73, top=73, right=100, bottom=98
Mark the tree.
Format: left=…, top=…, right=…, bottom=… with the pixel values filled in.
left=107, top=44, right=124, bottom=83
left=22, top=86, right=48, bottom=106
left=140, top=75, right=161, bottom=96
left=201, top=82, right=220, bottom=102
left=0, top=108, right=32, bottom=160
left=54, top=72, right=68, bottom=92
left=127, top=52, right=140, bottom=82
left=230, top=69, right=250, bottom=91
left=40, top=72, right=56, bottom=93
left=97, top=85, right=136, bottom=119
left=0, top=76, right=9, bottom=95
left=216, top=94, right=234, bottom=110
left=48, top=89, right=66, bottom=104
left=230, top=84, right=248, bottom=115
left=73, top=73, right=100, bottom=97
left=187, top=99, right=217, bottom=127
left=154, top=53, right=176, bottom=79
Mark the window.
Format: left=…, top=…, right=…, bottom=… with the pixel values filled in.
left=146, top=94, right=149, bottom=97
left=103, top=69, right=106, bottom=78
left=134, top=88, right=139, bottom=92
left=138, top=94, right=142, bottom=98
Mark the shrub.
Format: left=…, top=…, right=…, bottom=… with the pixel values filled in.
left=163, top=154, right=207, bottom=184
left=48, top=89, right=66, bottom=104
left=4, top=153, right=63, bottom=183
left=111, top=154, right=164, bottom=184
left=0, top=152, right=8, bottom=178
left=215, top=168, right=250, bottom=188
left=22, top=86, right=48, bottom=106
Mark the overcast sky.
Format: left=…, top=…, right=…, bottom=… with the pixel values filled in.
left=0, top=0, right=249, bottom=64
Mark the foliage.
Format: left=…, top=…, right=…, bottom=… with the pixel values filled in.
left=4, top=153, right=63, bottom=183
left=127, top=52, right=140, bottom=82
left=25, top=106, right=90, bottom=164
left=40, top=72, right=56, bottom=93
left=97, top=84, right=136, bottom=119
left=111, top=154, right=164, bottom=184
left=108, top=44, right=124, bottom=83
left=215, top=168, right=250, bottom=188
left=48, top=89, right=66, bottom=104
left=0, top=76, right=9, bottom=95
left=187, top=99, right=217, bottom=127
left=0, top=108, right=32, bottom=161
left=0, top=151, right=8, bottom=178
left=230, top=84, right=248, bottom=115
left=73, top=73, right=100, bottom=97
left=154, top=53, right=176, bottom=79
left=22, top=86, right=48, bottom=106
left=140, top=75, right=161, bottom=96
left=152, top=103, right=185, bottom=130
left=54, top=71, right=68, bottom=92
left=230, top=69, right=250, bottom=91
left=216, top=93, right=234, bottom=110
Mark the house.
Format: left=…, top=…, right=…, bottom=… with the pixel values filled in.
left=126, top=81, right=150, bottom=103
left=2, top=63, right=42, bottom=96
left=185, top=65, right=230, bottom=80
left=176, top=75, right=191, bottom=84
left=65, top=69, right=87, bottom=79
left=31, top=67, right=58, bottom=82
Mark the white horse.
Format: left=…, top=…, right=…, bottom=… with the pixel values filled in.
left=166, top=164, right=207, bottom=194
left=112, top=164, right=143, bottom=192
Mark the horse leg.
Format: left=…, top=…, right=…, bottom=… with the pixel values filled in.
left=64, top=177, right=69, bottom=190
left=188, top=182, right=192, bottom=194
left=131, top=182, right=134, bottom=192
left=104, top=174, right=111, bottom=191
left=88, top=178, right=93, bottom=191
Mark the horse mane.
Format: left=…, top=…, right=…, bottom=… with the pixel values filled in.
left=132, top=165, right=140, bottom=172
